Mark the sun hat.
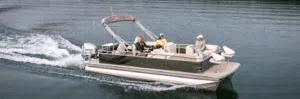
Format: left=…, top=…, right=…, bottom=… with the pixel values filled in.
left=160, top=33, right=164, bottom=36
left=197, top=35, right=203, bottom=39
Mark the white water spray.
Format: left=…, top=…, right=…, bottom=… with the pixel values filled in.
left=0, top=32, right=188, bottom=92
left=0, top=33, right=83, bottom=67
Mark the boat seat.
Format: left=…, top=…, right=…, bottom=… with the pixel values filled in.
left=185, top=45, right=195, bottom=55
left=148, top=49, right=174, bottom=59
left=221, top=46, right=235, bottom=58
left=115, top=42, right=127, bottom=55
left=221, top=52, right=233, bottom=58
left=205, top=44, right=219, bottom=53
left=209, top=53, right=225, bottom=64
left=164, top=42, right=176, bottom=53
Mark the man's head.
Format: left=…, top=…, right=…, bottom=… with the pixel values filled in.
left=197, top=35, right=203, bottom=41
left=160, top=33, right=164, bottom=38
left=139, top=36, right=145, bottom=43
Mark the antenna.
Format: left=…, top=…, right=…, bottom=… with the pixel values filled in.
left=110, top=7, right=114, bottom=15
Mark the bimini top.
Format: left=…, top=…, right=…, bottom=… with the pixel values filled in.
left=101, top=15, right=136, bottom=25
left=101, top=14, right=158, bottom=44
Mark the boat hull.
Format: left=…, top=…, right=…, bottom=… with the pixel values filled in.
left=85, top=65, right=220, bottom=91
left=84, top=58, right=240, bottom=91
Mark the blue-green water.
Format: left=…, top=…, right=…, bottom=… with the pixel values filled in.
left=0, top=0, right=300, bottom=99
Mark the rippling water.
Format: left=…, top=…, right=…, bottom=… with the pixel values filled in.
left=0, top=0, right=300, bottom=99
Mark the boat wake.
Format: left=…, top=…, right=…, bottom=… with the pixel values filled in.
left=0, top=32, right=83, bottom=67
left=0, top=29, right=189, bottom=92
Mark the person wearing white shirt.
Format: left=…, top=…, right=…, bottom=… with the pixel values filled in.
left=195, top=35, right=206, bottom=56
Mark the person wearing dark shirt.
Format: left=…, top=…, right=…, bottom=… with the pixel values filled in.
left=135, top=36, right=151, bottom=53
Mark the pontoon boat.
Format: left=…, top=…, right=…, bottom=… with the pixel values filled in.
left=82, top=15, right=240, bottom=91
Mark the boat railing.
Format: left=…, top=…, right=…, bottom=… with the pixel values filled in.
left=98, top=48, right=213, bottom=63
left=99, top=42, right=218, bottom=62
left=174, top=44, right=218, bottom=59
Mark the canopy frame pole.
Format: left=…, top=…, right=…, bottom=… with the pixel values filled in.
left=135, top=20, right=158, bottom=41
left=101, top=15, right=158, bottom=44
left=104, top=24, right=128, bottom=45
left=112, top=35, right=114, bottom=51
left=110, top=7, right=114, bottom=15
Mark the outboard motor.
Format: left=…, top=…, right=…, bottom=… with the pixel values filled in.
left=82, top=43, right=97, bottom=68
left=82, top=43, right=96, bottom=56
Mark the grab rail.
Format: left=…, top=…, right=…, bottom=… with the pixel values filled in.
left=99, top=43, right=219, bottom=62
left=98, top=50, right=212, bottom=63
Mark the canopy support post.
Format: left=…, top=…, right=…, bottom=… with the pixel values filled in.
left=104, top=24, right=128, bottom=45
left=135, top=20, right=158, bottom=41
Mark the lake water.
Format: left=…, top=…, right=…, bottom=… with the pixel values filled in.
left=0, top=0, right=300, bottom=99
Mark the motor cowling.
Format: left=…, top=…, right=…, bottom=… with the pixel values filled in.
left=82, top=43, right=97, bottom=61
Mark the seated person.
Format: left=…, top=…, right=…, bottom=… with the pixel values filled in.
left=155, top=33, right=167, bottom=49
left=155, top=36, right=165, bottom=49
left=135, top=36, right=152, bottom=56
left=195, top=34, right=206, bottom=56
left=160, top=33, right=167, bottom=46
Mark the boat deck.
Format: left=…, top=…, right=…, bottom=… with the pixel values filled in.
left=86, top=58, right=240, bottom=81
